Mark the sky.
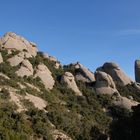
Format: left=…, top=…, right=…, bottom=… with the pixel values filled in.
left=0, top=0, right=140, bottom=79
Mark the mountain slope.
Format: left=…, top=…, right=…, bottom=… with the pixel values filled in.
left=0, top=32, right=140, bottom=140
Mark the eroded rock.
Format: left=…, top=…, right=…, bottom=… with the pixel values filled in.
left=52, top=130, right=72, bottom=140
left=113, top=95, right=139, bottom=110
left=35, top=64, right=55, bottom=90
left=25, top=93, right=47, bottom=110
left=8, top=52, right=24, bottom=66
left=95, top=71, right=118, bottom=95
left=16, top=59, right=33, bottom=77
left=99, top=62, right=132, bottom=86
left=0, top=52, right=3, bottom=63
left=61, top=72, right=82, bottom=96
left=0, top=32, right=38, bottom=57
left=66, top=62, right=95, bottom=83
left=135, top=60, right=140, bottom=83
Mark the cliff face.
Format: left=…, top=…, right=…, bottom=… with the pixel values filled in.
left=135, top=60, right=140, bottom=83
left=0, top=32, right=140, bottom=140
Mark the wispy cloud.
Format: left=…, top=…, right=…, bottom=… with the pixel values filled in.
left=117, top=29, right=140, bottom=35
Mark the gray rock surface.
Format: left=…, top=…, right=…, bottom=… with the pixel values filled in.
left=43, top=53, right=49, bottom=59
left=43, top=53, right=61, bottom=69
left=134, top=82, right=140, bottom=90
left=70, top=62, right=95, bottom=83
left=75, top=74, right=90, bottom=83
left=52, top=129, right=72, bottom=140
left=49, top=56, right=57, bottom=62
left=8, top=52, right=24, bottom=66
left=101, top=62, right=132, bottom=86
left=113, top=95, right=139, bottom=110
left=95, top=71, right=118, bottom=95
left=61, top=72, right=82, bottom=96
left=35, top=64, right=55, bottom=90
left=0, top=32, right=38, bottom=57
left=0, top=52, right=3, bottom=63
left=16, top=59, right=33, bottom=77
left=135, top=60, right=140, bottom=83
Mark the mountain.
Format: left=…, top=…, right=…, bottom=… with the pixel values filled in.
left=0, top=32, right=140, bottom=140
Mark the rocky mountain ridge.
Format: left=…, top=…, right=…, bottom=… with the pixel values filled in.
left=0, top=32, right=140, bottom=140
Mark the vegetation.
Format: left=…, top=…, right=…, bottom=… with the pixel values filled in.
left=117, top=84, right=140, bottom=102
left=0, top=49, right=140, bottom=139
left=110, top=104, right=140, bottom=140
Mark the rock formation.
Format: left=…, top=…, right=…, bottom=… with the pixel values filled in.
left=98, top=62, right=132, bottom=86
left=0, top=32, right=38, bottom=57
left=68, top=62, right=95, bottom=83
left=95, top=71, right=118, bottom=95
left=113, top=95, right=139, bottom=110
left=61, top=72, right=82, bottom=96
left=16, top=59, right=33, bottom=77
left=35, top=64, right=55, bottom=90
left=25, top=93, right=47, bottom=110
left=135, top=60, right=140, bottom=83
left=0, top=52, right=3, bottom=63
left=43, top=53, right=61, bottom=69
left=8, top=52, right=24, bottom=66
left=52, top=130, right=72, bottom=140
left=0, top=31, right=140, bottom=139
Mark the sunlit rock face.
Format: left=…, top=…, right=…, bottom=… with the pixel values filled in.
left=98, top=62, right=132, bottom=86
left=7, top=52, right=24, bottom=66
left=113, top=95, right=139, bottom=110
left=16, top=59, right=33, bottom=77
left=0, top=32, right=38, bottom=57
left=67, top=62, right=95, bottom=83
left=0, top=52, right=3, bottom=63
left=35, top=64, right=55, bottom=90
left=95, top=71, right=118, bottom=95
left=61, top=72, right=82, bottom=96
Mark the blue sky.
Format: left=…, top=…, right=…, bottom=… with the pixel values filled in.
left=0, top=0, right=140, bottom=79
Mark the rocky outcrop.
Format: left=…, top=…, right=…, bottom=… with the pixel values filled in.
left=76, top=63, right=95, bottom=82
left=10, top=92, right=47, bottom=112
left=24, top=83, right=40, bottom=92
left=8, top=52, right=24, bottom=66
left=95, top=71, right=118, bottom=95
left=0, top=52, right=3, bottom=63
left=61, top=72, right=82, bottom=96
left=43, top=53, right=49, bottom=59
left=10, top=92, right=26, bottom=112
left=49, top=56, right=58, bottom=62
left=16, top=59, right=33, bottom=77
left=35, top=64, right=55, bottom=90
left=43, top=53, right=61, bottom=69
left=135, top=60, right=140, bottom=83
left=134, top=82, right=140, bottom=90
left=75, top=74, right=90, bottom=83
left=0, top=32, right=38, bottom=57
left=7, top=51, right=35, bottom=66
left=25, top=93, right=47, bottom=110
left=113, top=95, right=139, bottom=110
left=43, top=53, right=58, bottom=62
left=52, top=130, right=72, bottom=140
left=68, top=62, right=95, bottom=83
left=99, top=62, right=132, bottom=86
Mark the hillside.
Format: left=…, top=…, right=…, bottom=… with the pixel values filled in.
left=0, top=32, right=140, bottom=140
